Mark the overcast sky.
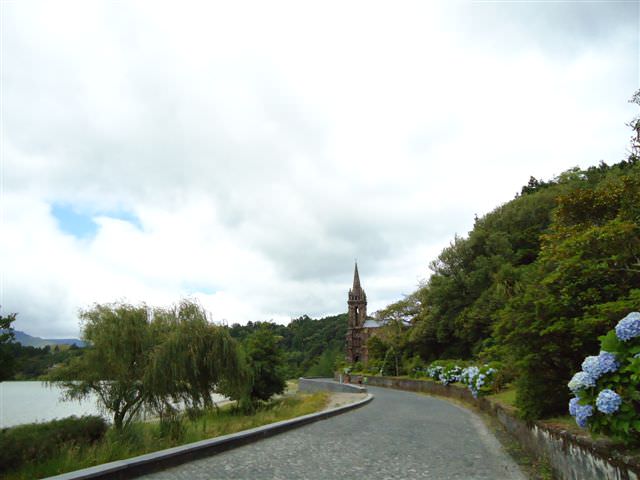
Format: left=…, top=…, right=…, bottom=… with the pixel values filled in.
left=1, top=1, right=638, bottom=338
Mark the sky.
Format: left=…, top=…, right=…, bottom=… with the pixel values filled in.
left=1, top=1, right=638, bottom=338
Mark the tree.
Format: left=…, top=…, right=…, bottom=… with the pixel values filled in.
left=244, top=326, right=286, bottom=403
left=51, top=303, right=155, bottom=430
left=374, top=300, right=415, bottom=375
left=495, top=161, right=640, bottom=419
left=0, top=310, right=17, bottom=381
left=52, top=300, right=252, bottom=430
left=145, top=300, right=250, bottom=417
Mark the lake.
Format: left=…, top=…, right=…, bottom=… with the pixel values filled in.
left=0, top=381, right=226, bottom=428
left=0, top=381, right=103, bottom=428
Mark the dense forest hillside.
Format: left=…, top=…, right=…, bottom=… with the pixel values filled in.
left=371, top=156, right=640, bottom=419
left=229, top=313, right=348, bottom=378
left=1, top=314, right=348, bottom=381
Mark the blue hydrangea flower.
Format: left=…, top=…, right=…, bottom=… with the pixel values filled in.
left=597, top=351, right=619, bottom=374
left=596, top=389, right=622, bottom=415
left=581, top=351, right=620, bottom=380
left=581, top=356, right=601, bottom=379
left=615, top=312, right=640, bottom=341
left=568, top=397, right=580, bottom=417
left=575, top=404, right=593, bottom=428
left=461, top=366, right=479, bottom=385
left=568, top=371, right=596, bottom=393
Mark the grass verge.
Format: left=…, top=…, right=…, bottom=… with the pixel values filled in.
left=3, top=392, right=329, bottom=480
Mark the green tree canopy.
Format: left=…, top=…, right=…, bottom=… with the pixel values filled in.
left=0, top=310, right=17, bottom=381
left=244, top=326, right=287, bottom=403
left=51, top=300, right=251, bottom=430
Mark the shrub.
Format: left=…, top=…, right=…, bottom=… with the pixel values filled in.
left=419, top=359, right=499, bottom=397
left=0, top=415, right=108, bottom=472
left=567, top=312, right=640, bottom=444
left=419, top=359, right=468, bottom=383
left=404, top=355, right=426, bottom=378
left=459, top=364, right=498, bottom=398
left=244, top=326, right=286, bottom=404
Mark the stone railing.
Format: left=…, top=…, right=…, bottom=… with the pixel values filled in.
left=340, top=374, right=640, bottom=480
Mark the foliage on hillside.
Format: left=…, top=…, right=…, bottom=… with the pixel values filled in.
left=0, top=311, right=17, bottom=381
left=7, top=343, right=84, bottom=380
left=229, top=313, right=347, bottom=378
left=373, top=154, right=640, bottom=420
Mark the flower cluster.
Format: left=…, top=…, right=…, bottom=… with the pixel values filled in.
left=440, top=366, right=462, bottom=385
left=423, top=364, right=463, bottom=385
left=459, top=366, right=479, bottom=385
left=582, top=351, right=619, bottom=379
left=460, top=365, right=497, bottom=398
left=421, top=362, right=498, bottom=397
left=574, top=403, right=594, bottom=428
left=426, top=365, right=444, bottom=380
left=596, top=389, right=622, bottom=415
left=568, top=397, right=580, bottom=416
left=568, top=351, right=621, bottom=427
left=568, top=371, right=596, bottom=393
left=615, top=312, right=640, bottom=341
left=567, top=312, right=640, bottom=441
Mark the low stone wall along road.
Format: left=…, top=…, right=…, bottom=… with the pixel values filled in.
left=143, top=386, right=525, bottom=479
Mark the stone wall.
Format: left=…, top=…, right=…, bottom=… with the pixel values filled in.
left=341, top=374, right=640, bottom=480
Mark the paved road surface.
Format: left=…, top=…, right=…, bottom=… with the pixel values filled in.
left=143, top=386, right=525, bottom=479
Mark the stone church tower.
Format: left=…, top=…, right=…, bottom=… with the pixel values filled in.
left=346, top=262, right=368, bottom=364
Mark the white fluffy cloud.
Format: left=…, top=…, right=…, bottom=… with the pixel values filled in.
left=1, top=1, right=637, bottom=337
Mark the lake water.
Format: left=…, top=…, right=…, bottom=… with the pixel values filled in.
left=0, top=381, right=227, bottom=428
left=0, top=381, right=103, bottom=428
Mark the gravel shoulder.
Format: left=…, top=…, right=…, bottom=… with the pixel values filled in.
left=323, top=392, right=367, bottom=410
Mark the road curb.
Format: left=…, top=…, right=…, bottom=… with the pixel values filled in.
left=45, top=393, right=374, bottom=480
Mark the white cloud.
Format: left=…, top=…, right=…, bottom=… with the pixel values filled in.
left=1, top=0, right=637, bottom=337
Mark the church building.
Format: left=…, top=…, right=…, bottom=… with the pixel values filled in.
left=345, top=263, right=382, bottom=364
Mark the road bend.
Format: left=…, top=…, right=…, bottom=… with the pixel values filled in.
left=143, top=385, right=525, bottom=479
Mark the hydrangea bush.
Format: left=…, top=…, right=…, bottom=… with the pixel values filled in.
left=459, top=364, right=498, bottom=398
left=419, top=360, right=499, bottom=397
left=416, top=360, right=467, bottom=385
left=567, top=312, right=640, bottom=444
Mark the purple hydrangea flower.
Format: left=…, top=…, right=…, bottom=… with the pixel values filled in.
left=568, top=371, right=596, bottom=393
left=596, top=389, right=622, bottom=415
left=575, top=404, right=593, bottom=428
left=615, top=312, right=640, bottom=341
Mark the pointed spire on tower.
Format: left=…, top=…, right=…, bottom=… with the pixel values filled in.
left=353, top=261, right=361, bottom=290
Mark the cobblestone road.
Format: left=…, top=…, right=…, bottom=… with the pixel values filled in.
left=143, top=386, right=525, bottom=479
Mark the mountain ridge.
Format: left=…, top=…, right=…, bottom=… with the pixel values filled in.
left=7, top=330, right=85, bottom=348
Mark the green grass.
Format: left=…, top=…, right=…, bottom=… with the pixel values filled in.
left=4, top=392, right=329, bottom=480
left=487, top=386, right=517, bottom=410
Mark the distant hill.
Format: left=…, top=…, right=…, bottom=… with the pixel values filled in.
left=10, top=330, right=85, bottom=348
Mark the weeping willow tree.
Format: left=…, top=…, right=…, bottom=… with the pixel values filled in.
left=145, top=300, right=250, bottom=419
left=51, top=300, right=250, bottom=431
left=50, top=303, right=155, bottom=431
